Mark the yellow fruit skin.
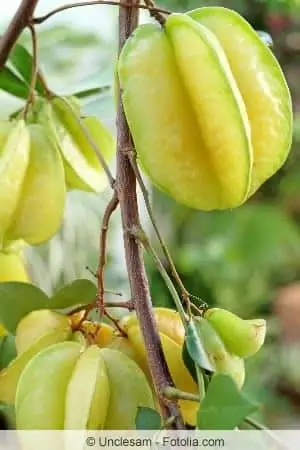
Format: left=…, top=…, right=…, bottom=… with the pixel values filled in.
left=50, top=97, right=115, bottom=193
left=15, top=310, right=71, bottom=355
left=204, top=308, right=266, bottom=358
left=0, top=328, right=71, bottom=404
left=125, top=325, right=199, bottom=426
left=80, top=321, right=114, bottom=347
left=6, top=123, right=66, bottom=246
left=0, top=120, right=30, bottom=244
left=64, top=345, right=110, bottom=429
left=120, top=307, right=185, bottom=346
left=118, top=20, right=251, bottom=211
left=0, top=251, right=28, bottom=282
left=100, top=348, right=155, bottom=430
left=15, top=342, right=82, bottom=429
left=188, top=7, right=292, bottom=195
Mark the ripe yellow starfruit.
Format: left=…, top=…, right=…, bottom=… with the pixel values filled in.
left=117, top=8, right=292, bottom=210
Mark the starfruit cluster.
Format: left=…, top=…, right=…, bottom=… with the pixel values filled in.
left=0, top=310, right=154, bottom=430
left=118, top=7, right=293, bottom=210
left=0, top=96, right=114, bottom=256
left=0, top=306, right=266, bottom=429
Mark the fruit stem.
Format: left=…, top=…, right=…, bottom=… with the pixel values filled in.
left=33, top=1, right=171, bottom=25
left=129, top=225, right=188, bottom=328
left=116, top=0, right=184, bottom=429
left=164, top=387, right=200, bottom=403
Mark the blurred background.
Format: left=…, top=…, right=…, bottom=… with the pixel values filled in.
left=1, top=0, right=300, bottom=429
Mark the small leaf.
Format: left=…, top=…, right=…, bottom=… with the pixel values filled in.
left=0, top=67, right=28, bottom=99
left=135, top=407, right=161, bottom=430
left=185, top=319, right=214, bottom=373
left=182, top=339, right=198, bottom=384
left=0, top=282, right=49, bottom=333
left=8, top=43, right=45, bottom=95
left=74, top=85, right=111, bottom=99
left=50, top=279, right=97, bottom=310
left=0, top=334, right=17, bottom=370
left=197, top=374, right=258, bottom=430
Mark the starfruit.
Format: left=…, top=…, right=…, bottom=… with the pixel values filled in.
left=5, top=121, right=66, bottom=246
left=49, top=96, right=115, bottom=193
left=0, top=120, right=30, bottom=244
left=118, top=9, right=292, bottom=210
left=195, top=317, right=245, bottom=388
left=204, top=308, right=266, bottom=358
left=15, top=343, right=154, bottom=430
left=0, top=250, right=28, bottom=282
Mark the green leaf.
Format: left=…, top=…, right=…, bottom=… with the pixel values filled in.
left=8, top=43, right=45, bottom=95
left=185, top=319, right=214, bottom=373
left=135, top=407, right=162, bottom=430
left=50, top=279, right=96, bottom=310
left=0, top=283, right=49, bottom=334
left=74, top=85, right=111, bottom=99
left=182, top=339, right=198, bottom=384
left=197, top=374, right=258, bottom=430
left=0, top=67, right=28, bottom=99
left=0, top=334, right=17, bottom=370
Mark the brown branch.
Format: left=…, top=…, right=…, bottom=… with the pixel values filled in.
left=116, top=0, right=184, bottom=429
left=33, top=1, right=170, bottom=25
left=0, top=0, right=39, bottom=69
left=96, top=190, right=119, bottom=315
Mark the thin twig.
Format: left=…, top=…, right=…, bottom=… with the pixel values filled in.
left=33, top=0, right=170, bottom=25
left=104, top=309, right=127, bottom=336
left=0, top=0, right=40, bottom=69
left=129, top=225, right=188, bottom=327
left=129, top=152, right=203, bottom=316
left=116, top=0, right=184, bottom=429
left=23, top=22, right=38, bottom=117
left=164, top=387, right=200, bottom=403
left=144, top=0, right=166, bottom=25
left=105, top=300, right=135, bottom=310
left=57, top=96, right=115, bottom=188
left=97, top=191, right=119, bottom=316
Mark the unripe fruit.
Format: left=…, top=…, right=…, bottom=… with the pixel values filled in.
left=0, top=328, right=71, bottom=404
left=6, top=122, right=66, bottom=246
left=71, top=330, right=88, bottom=349
left=0, top=120, right=30, bottom=243
left=118, top=9, right=292, bottom=211
left=120, top=307, right=185, bottom=346
left=64, top=345, right=109, bottom=429
left=195, top=318, right=245, bottom=388
left=204, top=308, right=266, bottom=358
left=16, top=342, right=82, bottom=429
left=15, top=310, right=71, bottom=355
